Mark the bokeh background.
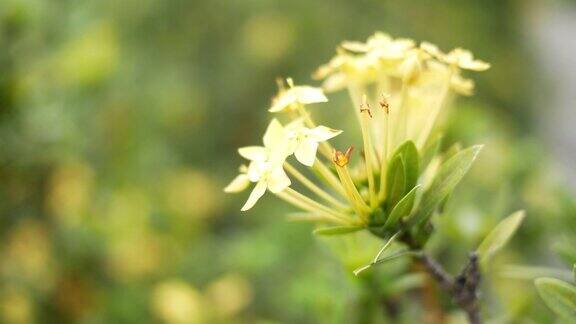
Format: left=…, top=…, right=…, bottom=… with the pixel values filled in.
left=1, top=0, right=576, bottom=323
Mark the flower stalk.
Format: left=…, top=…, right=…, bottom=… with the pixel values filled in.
left=359, top=96, right=378, bottom=208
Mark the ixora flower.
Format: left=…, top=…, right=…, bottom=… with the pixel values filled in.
left=285, top=120, right=342, bottom=166
left=228, top=119, right=292, bottom=211
left=269, top=78, right=328, bottom=113
left=226, top=117, right=343, bottom=212
left=226, top=31, right=492, bottom=243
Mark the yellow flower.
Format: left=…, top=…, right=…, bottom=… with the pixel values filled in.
left=286, top=120, right=343, bottom=166
left=314, top=33, right=416, bottom=91
left=342, top=32, right=415, bottom=61
left=451, top=73, right=475, bottom=96
left=421, top=42, right=490, bottom=71
left=444, top=48, right=490, bottom=71
left=398, top=48, right=430, bottom=84
left=269, top=79, right=328, bottom=112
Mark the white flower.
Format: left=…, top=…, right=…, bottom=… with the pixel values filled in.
left=233, top=119, right=293, bottom=211
left=286, top=121, right=342, bottom=167
left=240, top=160, right=291, bottom=211
left=269, top=79, right=328, bottom=113
left=223, top=165, right=250, bottom=193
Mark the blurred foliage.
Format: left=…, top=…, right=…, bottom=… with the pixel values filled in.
left=0, top=0, right=574, bottom=323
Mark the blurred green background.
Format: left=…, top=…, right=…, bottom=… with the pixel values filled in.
left=1, top=0, right=576, bottom=323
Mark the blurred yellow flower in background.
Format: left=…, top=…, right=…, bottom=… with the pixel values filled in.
left=55, top=22, right=119, bottom=85
left=165, top=169, right=220, bottom=220
left=206, top=273, right=253, bottom=319
left=242, top=13, right=295, bottom=63
left=152, top=280, right=205, bottom=324
left=1, top=220, right=55, bottom=292
left=46, top=162, right=94, bottom=227
left=0, top=286, right=34, bottom=324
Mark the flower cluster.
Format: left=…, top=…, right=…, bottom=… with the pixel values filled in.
left=226, top=32, right=489, bottom=242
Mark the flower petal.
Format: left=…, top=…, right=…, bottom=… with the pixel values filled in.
left=451, top=74, right=475, bottom=96
left=322, top=73, right=348, bottom=92
left=284, top=118, right=305, bottom=131
left=341, top=41, right=370, bottom=53
left=269, top=91, right=297, bottom=112
left=294, top=86, right=328, bottom=105
left=241, top=180, right=267, bottom=211
left=263, top=119, right=286, bottom=148
left=267, top=166, right=291, bottom=193
left=294, top=140, right=319, bottom=167
left=247, top=161, right=266, bottom=182
left=461, top=59, right=490, bottom=71
left=224, top=174, right=250, bottom=193
left=238, top=146, right=267, bottom=161
left=307, top=125, right=342, bottom=142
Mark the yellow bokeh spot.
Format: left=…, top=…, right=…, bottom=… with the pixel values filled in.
left=206, top=273, right=253, bottom=319
left=0, top=287, right=34, bottom=324
left=242, top=13, right=295, bottom=63
left=152, top=280, right=204, bottom=324
left=165, top=169, right=220, bottom=220
left=46, top=162, right=94, bottom=226
left=1, top=220, right=55, bottom=292
left=55, top=22, right=119, bottom=85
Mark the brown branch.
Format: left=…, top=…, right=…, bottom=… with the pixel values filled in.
left=417, top=252, right=481, bottom=324
left=413, top=259, right=446, bottom=324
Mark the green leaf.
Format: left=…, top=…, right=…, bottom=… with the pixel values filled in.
left=500, top=265, right=573, bottom=281
left=399, top=141, right=419, bottom=191
left=384, top=185, right=421, bottom=230
left=390, top=140, right=419, bottom=192
left=372, top=232, right=400, bottom=262
left=313, top=225, right=364, bottom=236
left=353, top=249, right=419, bottom=276
left=573, top=264, right=575, bottom=283
left=535, top=277, right=576, bottom=320
left=353, top=233, right=400, bottom=276
left=420, top=135, right=442, bottom=172
left=444, top=142, right=463, bottom=161
left=408, top=145, right=483, bottom=226
left=476, top=210, right=525, bottom=268
left=386, top=155, right=406, bottom=209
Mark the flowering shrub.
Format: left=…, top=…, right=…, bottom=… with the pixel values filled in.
left=225, top=32, right=528, bottom=323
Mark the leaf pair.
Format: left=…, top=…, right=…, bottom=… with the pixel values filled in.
left=408, top=144, right=483, bottom=226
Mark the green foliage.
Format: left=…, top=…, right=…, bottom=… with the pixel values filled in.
left=476, top=210, right=525, bottom=268
left=394, top=141, right=420, bottom=193
left=408, top=145, right=483, bottom=226
left=313, top=225, right=364, bottom=236
left=386, top=154, right=407, bottom=209
left=420, top=135, right=442, bottom=171
left=384, top=185, right=420, bottom=230
left=535, top=278, right=576, bottom=320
